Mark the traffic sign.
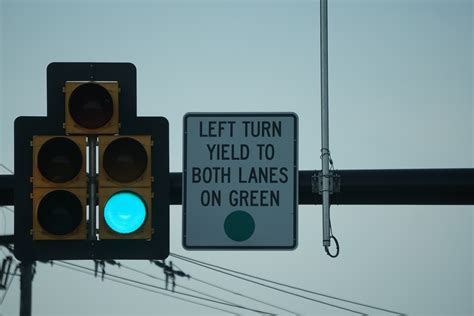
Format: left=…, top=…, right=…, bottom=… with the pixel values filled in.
left=183, top=113, right=298, bottom=249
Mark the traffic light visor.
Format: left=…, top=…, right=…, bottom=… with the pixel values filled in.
left=103, top=137, right=148, bottom=183
left=38, top=190, right=83, bottom=235
left=38, top=137, right=82, bottom=183
left=69, top=83, right=114, bottom=129
left=64, top=81, right=119, bottom=135
left=104, top=191, right=147, bottom=234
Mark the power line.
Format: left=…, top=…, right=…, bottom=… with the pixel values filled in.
left=171, top=261, right=299, bottom=316
left=52, top=262, right=240, bottom=316
left=192, top=273, right=299, bottom=315
left=0, top=207, right=13, bottom=214
left=171, top=253, right=405, bottom=315
left=58, top=261, right=274, bottom=315
left=0, top=210, right=6, bottom=236
left=0, top=244, right=14, bottom=258
left=119, top=262, right=260, bottom=314
left=0, top=164, right=13, bottom=174
left=132, top=261, right=299, bottom=315
left=1, top=273, right=21, bottom=277
left=0, top=207, right=13, bottom=249
left=0, top=266, right=18, bottom=305
left=170, top=253, right=367, bottom=316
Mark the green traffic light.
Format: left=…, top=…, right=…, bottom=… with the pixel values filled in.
left=104, top=191, right=147, bottom=235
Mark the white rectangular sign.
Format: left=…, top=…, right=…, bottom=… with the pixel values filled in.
left=183, top=113, right=298, bottom=249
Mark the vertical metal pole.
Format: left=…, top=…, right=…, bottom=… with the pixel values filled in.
left=19, top=261, right=33, bottom=316
left=320, top=0, right=331, bottom=247
left=88, top=136, right=97, bottom=240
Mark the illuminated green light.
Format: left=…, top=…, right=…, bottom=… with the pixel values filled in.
left=104, top=191, right=146, bottom=234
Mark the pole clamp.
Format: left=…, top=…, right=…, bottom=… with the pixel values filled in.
left=311, top=171, right=341, bottom=194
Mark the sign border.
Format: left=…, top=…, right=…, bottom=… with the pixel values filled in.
left=182, top=112, right=298, bottom=250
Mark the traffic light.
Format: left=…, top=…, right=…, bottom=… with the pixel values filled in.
left=64, top=81, right=119, bottom=135
left=32, top=136, right=87, bottom=240
left=14, top=62, right=170, bottom=260
left=98, top=135, right=152, bottom=239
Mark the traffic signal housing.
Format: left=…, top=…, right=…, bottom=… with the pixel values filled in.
left=64, top=81, right=119, bottom=135
left=98, top=135, right=152, bottom=240
left=32, top=136, right=87, bottom=240
left=14, top=62, right=170, bottom=261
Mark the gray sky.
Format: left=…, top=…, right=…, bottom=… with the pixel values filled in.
left=1, top=0, right=473, bottom=315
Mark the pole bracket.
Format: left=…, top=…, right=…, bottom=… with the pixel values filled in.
left=311, top=171, right=341, bottom=194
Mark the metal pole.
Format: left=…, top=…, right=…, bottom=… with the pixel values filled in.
left=0, top=175, right=15, bottom=206
left=19, top=261, right=33, bottom=316
left=4, top=169, right=471, bottom=208
left=88, top=137, right=97, bottom=240
left=320, top=0, right=331, bottom=247
left=169, top=169, right=474, bottom=205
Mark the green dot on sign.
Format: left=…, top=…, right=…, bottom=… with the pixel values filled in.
left=224, top=211, right=255, bottom=242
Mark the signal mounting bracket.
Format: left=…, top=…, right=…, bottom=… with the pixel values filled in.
left=311, top=171, right=340, bottom=195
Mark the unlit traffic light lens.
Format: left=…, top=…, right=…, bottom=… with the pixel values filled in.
left=38, top=190, right=83, bottom=235
left=38, top=137, right=82, bottom=183
left=69, top=83, right=114, bottom=129
left=104, top=192, right=147, bottom=234
left=103, top=137, right=147, bottom=183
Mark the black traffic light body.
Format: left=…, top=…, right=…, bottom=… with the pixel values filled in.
left=14, top=62, right=170, bottom=260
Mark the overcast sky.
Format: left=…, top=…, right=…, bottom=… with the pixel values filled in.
left=1, top=0, right=473, bottom=315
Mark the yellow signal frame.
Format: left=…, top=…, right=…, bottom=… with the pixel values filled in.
left=98, top=187, right=152, bottom=240
left=98, top=135, right=152, bottom=188
left=64, top=81, right=120, bottom=135
left=32, top=188, right=87, bottom=240
left=32, top=135, right=87, bottom=188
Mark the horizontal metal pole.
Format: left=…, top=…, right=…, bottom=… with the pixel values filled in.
left=2, top=169, right=473, bottom=207
left=173, top=169, right=474, bottom=205
left=0, top=234, right=15, bottom=245
left=0, top=175, right=14, bottom=206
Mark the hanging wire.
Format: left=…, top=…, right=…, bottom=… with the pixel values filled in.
left=0, top=265, right=19, bottom=305
left=170, top=253, right=367, bottom=316
left=52, top=262, right=239, bottom=316
left=1, top=209, right=6, bottom=235
left=319, top=148, right=340, bottom=258
left=0, top=163, right=14, bottom=242
left=0, top=163, right=14, bottom=237
left=0, top=220, right=14, bottom=258
left=0, top=244, right=15, bottom=258
left=171, top=253, right=405, bottom=316
left=57, top=261, right=274, bottom=315
left=0, top=164, right=13, bottom=174
left=118, top=262, right=259, bottom=313
left=324, top=216, right=339, bottom=258
left=170, top=261, right=299, bottom=316
left=0, top=206, right=14, bottom=248
left=0, top=207, right=13, bottom=214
